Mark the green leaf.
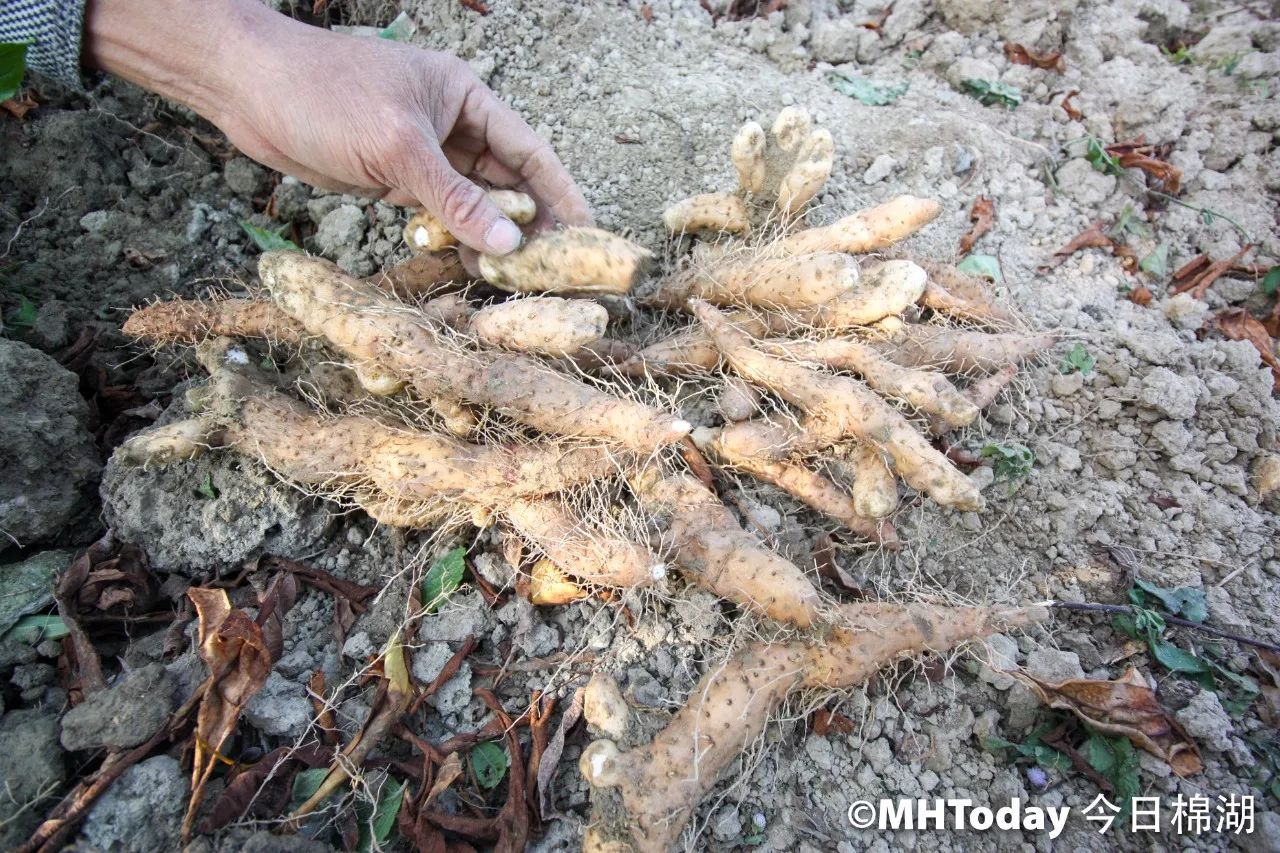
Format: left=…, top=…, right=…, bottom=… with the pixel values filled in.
left=981, top=442, right=1034, bottom=482
left=1133, top=578, right=1207, bottom=623
left=0, top=42, right=30, bottom=103
left=357, top=776, right=405, bottom=852
left=1262, top=266, right=1280, bottom=297
left=471, top=741, right=508, bottom=790
left=1150, top=641, right=1212, bottom=675
left=2, top=614, right=69, bottom=644
left=3, top=296, right=38, bottom=333
left=741, top=834, right=767, bottom=845
left=1059, top=342, right=1095, bottom=376
left=1084, top=138, right=1121, bottom=176
left=959, top=78, right=1022, bottom=109
left=955, top=253, right=1002, bottom=283
left=422, top=547, right=466, bottom=614
left=196, top=472, right=219, bottom=500
left=376, top=11, right=416, bottom=41
left=290, top=768, right=329, bottom=809
left=1084, top=732, right=1140, bottom=813
left=1112, top=612, right=1141, bottom=639
left=238, top=220, right=301, bottom=253
left=829, top=71, right=909, bottom=106
left=1139, top=243, right=1169, bottom=279
left=1030, top=744, right=1072, bottom=772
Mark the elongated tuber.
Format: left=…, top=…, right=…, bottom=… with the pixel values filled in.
left=780, top=195, right=941, bottom=255
left=258, top=251, right=690, bottom=451
left=839, top=442, right=899, bottom=519
left=478, top=227, right=654, bottom=296
left=582, top=602, right=1043, bottom=852
left=916, top=259, right=1020, bottom=327
left=650, top=252, right=858, bottom=310
left=730, top=121, right=766, bottom=194
left=873, top=325, right=1054, bottom=374
left=504, top=497, right=663, bottom=589
left=469, top=296, right=608, bottom=356
left=764, top=336, right=979, bottom=426
left=122, top=298, right=306, bottom=346
left=693, top=301, right=982, bottom=510
left=631, top=469, right=824, bottom=626
left=789, top=259, right=927, bottom=327
left=662, top=192, right=751, bottom=235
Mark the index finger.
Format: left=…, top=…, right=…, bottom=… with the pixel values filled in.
left=467, top=88, right=592, bottom=227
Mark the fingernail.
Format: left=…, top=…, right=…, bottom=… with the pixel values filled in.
left=484, top=218, right=522, bottom=254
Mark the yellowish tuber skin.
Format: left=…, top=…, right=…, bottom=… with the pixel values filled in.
left=469, top=296, right=608, bottom=357
left=366, top=252, right=467, bottom=299
left=650, top=252, right=858, bottom=311
left=258, top=251, right=691, bottom=452
left=764, top=336, right=979, bottom=427
left=583, top=672, right=631, bottom=740
left=779, top=195, right=941, bottom=255
left=528, top=557, right=588, bottom=606
left=351, top=362, right=405, bottom=396
left=114, top=417, right=222, bottom=467
left=478, top=227, right=654, bottom=296
left=695, top=425, right=899, bottom=548
left=662, top=192, right=751, bottom=236
left=873, top=325, right=1054, bottom=374
left=776, top=128, right=834, bottom=215
left=403, top=190, right=536, bottom=252
left=715, top=376, right=761, bottom=422
left=122, top=298, right=306, bottom=346
left=583, top=602, right=1044, bottom=853
left=630, top=469, right=825, bottom=626
left=930, top=363, right=1019, bottom=437
left=178, top=365, right=624, bottom=509
left=916, top=259, right=1020, bottom=328
left=426, top=395, right=479, bottom=439
left=841, top=442, right=899, bottom=519
left=790, top=259, right=927, bottom=328
left=770, top=106, right=812, bottom=153
left=730, top=121, right=767, bottom=194
left=693, top=301, right=982, bottom=511
left=503, top=497, right=664, bottom=589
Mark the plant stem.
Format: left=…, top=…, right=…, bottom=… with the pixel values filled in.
left=1048, top=600, right=1280, bottom=654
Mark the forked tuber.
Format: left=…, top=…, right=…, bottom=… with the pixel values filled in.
left=403, top=189, right=536, bottom=253
left=582, top=602, right=1044, bottom=852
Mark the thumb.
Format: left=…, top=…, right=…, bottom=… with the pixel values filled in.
left=403, top=143, right=523, bottom=255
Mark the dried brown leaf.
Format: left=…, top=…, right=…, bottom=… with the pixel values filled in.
left=196, top=744, right=330, bottom=833
left=812, top=708, right=856, bottom=736
left=1003, top=42, right=1066, bottom=72
left=1212, top=308, right=1280, bottom=392
left=959, top=196, right=995, bottom=256
left=1007, top=666, right=1203, bottom=777
left=1061, top=90, right=1083, bottom=121
left=1047, top=222, right=1138, bottom=273
left=528, top=558, right=587, bottom=606
left=428, top=752, right=464, bottom=807
left=1127, top=284, right=1154, bottom=306
left=184, top=587, right=273, bottom=839
left=537, top=686, right=584, bottom=818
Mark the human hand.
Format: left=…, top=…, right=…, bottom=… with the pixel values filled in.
left=85, top=0, right=590, bottom=254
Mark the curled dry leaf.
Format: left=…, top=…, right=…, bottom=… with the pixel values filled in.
left=528, top=558, right=588, bottom=606
left=1104, top=138, right=1182, bottom=195
left=1172, top=245, right=1254, bottom=299
left=1007, top=665, right=1203, bottom=777
left=1127, top=284, right=1154, bottom=306
left=1003, top=42, right=1066, bottom=73
left=959, top=196, right=995, bottom=256
left=812, top=707, right=856, bottom=736
left=1046, top=222, right=1138, bottom=273
left=1061, top=90, right=1083, bottom=121
left=184, top=587, right=273, bottom=839
left=196, top=744, right=331, bottom=834
left=1212, top=308, right=1280, bottom=392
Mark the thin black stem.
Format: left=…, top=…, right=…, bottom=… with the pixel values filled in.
left=1049, top=600, right=1280, bottom=655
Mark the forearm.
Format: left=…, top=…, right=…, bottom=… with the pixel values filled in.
left=82, top=0, right=280, bottom=121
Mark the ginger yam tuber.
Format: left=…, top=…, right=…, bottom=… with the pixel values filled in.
left=583, top=602, right=1043, bottom=852
left=693, top=301, right=982, bottom=510
left=789, top=259, right=927, bottom=328
left=662, top=193, right=751, bottom=236
left=873, top=325, right=1053, bottom=374
left=258, top=251, right=690, bottom=451
left=631, top=469, right=824, bottom=626
left=469, top=296, right=608, bottom=357
left=650, top=252, right=858, bottom=311
left=780, top=195, right=941, bottom=255
left=504, top=497, right=663, bottom=589
left=696, top=424, right=899, bottom=547
left=478, top=227, right=654, bottom=296
left=840, top=442, right=899, bottom=519
left=916, top=259, right=1020, bottom=327
left=122, top=298, right=306, bottom=346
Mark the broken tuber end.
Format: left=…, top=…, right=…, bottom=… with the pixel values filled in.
left=579, top=739, right=624, bottom=789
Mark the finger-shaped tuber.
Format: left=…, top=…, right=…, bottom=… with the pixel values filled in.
left=478, top=227, right=654, bottom=296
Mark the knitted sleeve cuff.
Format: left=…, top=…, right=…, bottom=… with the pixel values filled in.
left=0, top=0, right=88, bottom=92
